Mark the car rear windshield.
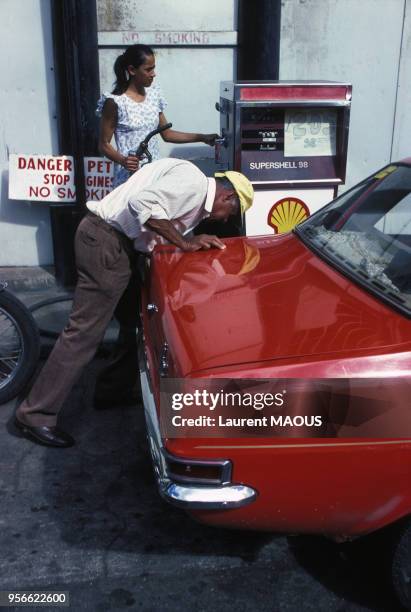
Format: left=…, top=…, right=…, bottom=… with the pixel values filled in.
left=295, top=163, right=411, bottom=316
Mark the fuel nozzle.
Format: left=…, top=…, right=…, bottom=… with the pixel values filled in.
left=215, top=131, right=228, bottom=166
left=128, top=122, right=173, bottom=165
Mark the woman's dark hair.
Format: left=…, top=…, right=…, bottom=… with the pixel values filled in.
left=111, top=44, right=154, bottom=94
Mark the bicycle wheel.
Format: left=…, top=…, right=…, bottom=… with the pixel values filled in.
left=0, top=289, right=40, bottom=404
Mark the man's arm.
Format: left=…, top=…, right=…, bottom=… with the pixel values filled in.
left=145, top=218, right=226, bottom=251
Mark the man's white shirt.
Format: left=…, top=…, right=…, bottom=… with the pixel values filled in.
left=87, top=158, right=215, bottom=253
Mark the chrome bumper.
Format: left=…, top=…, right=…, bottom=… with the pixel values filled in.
left=138, top=344, right=257, bottom=510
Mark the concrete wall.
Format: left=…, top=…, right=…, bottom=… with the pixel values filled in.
left=2, top=0, right=410, bottom=266
left=0, top=0, right=57, bottom=266
left=280, top=0, right=410, bottom=190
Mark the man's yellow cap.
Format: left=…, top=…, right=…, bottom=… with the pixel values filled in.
left=215, top=171, right=254, bottom=213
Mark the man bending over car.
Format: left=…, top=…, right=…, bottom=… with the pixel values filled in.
left=15, top=157, right=254, bottom=448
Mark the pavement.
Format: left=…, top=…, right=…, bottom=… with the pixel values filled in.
left=0, top=266, right=59, bottom=293
left=0, top=266, right=403, bottom=611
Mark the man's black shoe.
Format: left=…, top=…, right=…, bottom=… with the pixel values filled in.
left=14, top=418, right=75, bottom=448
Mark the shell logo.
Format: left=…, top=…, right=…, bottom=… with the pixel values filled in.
left=267, top=197, right=310, bottom=234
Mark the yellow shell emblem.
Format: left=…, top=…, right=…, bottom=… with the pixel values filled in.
left=267, top=197, right=310, bottom=234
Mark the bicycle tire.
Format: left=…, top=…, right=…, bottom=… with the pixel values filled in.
left=0, top=289, right=40, bottom=404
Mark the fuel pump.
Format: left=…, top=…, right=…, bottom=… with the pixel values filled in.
left=215, top=81, right=352, bottom=236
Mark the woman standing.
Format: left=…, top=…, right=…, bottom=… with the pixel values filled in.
left=98, top=44, right=218, bottom=187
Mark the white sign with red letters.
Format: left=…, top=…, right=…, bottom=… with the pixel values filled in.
left=9, top=154, right=76, bottom=202
left=84, top=157, right=114, bottom=201
left=9, top=154, right=114, bottom=203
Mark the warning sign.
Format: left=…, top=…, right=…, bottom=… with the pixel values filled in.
left=8, top=154, right=114, bottom=203
left=9, top=154, right=75, bottom=202
left=84, top=158, right=114, bottom=201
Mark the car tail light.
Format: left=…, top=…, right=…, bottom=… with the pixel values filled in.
left=164, top=452, right=231, bottom=485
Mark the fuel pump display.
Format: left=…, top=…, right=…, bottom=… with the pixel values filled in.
left=216, top=81, right=351, bottom=236
left=241, top=107, right=340, bottom=181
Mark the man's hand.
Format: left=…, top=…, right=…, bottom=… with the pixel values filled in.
left=145, top=219, right=226, bottom=251
left=183, top=234, right=226, bottom=251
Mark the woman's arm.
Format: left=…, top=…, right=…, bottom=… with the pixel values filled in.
left=98, top=99, right=139, bottom=172
left=158, top=112, right=218, bottom=146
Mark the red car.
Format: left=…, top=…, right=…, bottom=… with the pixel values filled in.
left=140, top=161, right=411, bottom=608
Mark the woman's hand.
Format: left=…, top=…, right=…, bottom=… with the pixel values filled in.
left=122, top=155, right=140, bottom=173
left=201, top=133, right=219, bottom=146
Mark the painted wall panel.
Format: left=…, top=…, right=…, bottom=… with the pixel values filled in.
left=97, top=0, right=237, bottom=31
left=279, top=0, right=406, bottom=190
left=0, top=0, right=57, bottom=265
left=392, top=1, right=411, bottom=159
